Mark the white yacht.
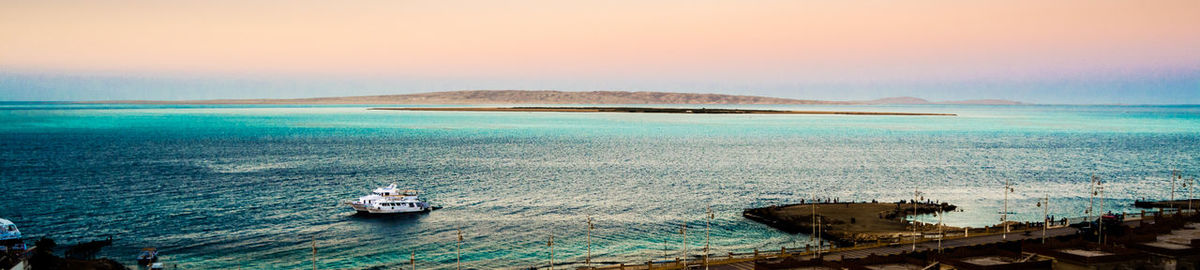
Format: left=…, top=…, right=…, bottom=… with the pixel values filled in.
left=345, top=184, right=433, bottom=214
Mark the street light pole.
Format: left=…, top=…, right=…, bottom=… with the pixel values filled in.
left=816, top=216, right=823, bottom=257
left=1039, top=195, right=1048, bottom=244
left=548, top=235, right=554, bottom=270
left=1172, top=170, right=1179, bottom=203
left=1189, top=177, right=1194, bottom=213
left=1002, top=178, right=1011, bottom=240
left=586, top=215, right=593, bottom=268
left=456, top=229, right=463, bottom=270
left=705, top=206, right=713, bottom=270
left=1098, top=179, right=1105, bottom=245
left=680, top=224, right=688, bottom=268
left=811, top=192, right=817, bottom=252
left=913, top=187, right=919, bottom=251
left=1088, top=175, right=1096, bottom=229
left=937, top=209, right=943, bottom=253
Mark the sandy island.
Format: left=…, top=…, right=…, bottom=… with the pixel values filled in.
left=369, top=107, right=957, bottom=116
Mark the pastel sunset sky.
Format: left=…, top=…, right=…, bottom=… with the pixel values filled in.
left=2, top=0, right=1198, bottom=103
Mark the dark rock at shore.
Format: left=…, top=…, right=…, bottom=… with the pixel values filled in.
left=743, top=201, right=957, bottom=245
left=22, top=237, right=127, bottom=270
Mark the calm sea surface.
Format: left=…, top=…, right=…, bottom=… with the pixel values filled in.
left=1, top=103, right=1197, bottom=269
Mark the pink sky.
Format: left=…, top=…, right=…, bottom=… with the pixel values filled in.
left=2, top=0, right=1198, bottom=103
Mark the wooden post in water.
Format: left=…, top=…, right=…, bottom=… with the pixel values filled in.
left=311, top=239, right=317, bottom=270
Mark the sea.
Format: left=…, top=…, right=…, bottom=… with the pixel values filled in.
left=0, top=103, right=1197, bottom=269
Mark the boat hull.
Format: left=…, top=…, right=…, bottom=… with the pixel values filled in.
left=365, top=206, right=431, bottom=214
left=346, top=201, right=433, bottom=214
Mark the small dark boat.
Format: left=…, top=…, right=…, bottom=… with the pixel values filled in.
left=137, top=247, right=158, bottom=267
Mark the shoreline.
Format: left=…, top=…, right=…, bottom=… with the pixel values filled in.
left=369, top=107, right=958, bottom=116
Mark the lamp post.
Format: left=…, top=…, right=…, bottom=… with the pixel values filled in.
left=816, top=216, right=823, bottom=257
left=936, top=209, right=943, bottom=253
left=913, top=188, right=920, bottom=251
left=1038, top=196, right=1049, bottom=244
left=1099, top=180, right=1105, bottom=245
left=705, top=206, right=713, bottom=270
left=1172, top=170, right=1179, bottom=203
left=1087, top=175, right=1096, bottom=237
left=811, top=192, right=817, bottom=249
left=662, top=238, right=669, bottom=262
left=456, top=229, right=463, bottom=270
left=1002, top=178, right=1013, bottom=240
left=680, top=224, right=688, bottom=268
left=1189, top=177, right=1194, bottom=213
left=547, top=235, right=554, bottom=270
left=586, top=215, right=593, bottom=268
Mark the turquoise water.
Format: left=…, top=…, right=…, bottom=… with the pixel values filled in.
left=0, top=103, right=1197, bottom=269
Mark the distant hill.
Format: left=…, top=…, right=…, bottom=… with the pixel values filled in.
left=861, top=96, right=1023, bottom=105
left=860, top=96, right=931, bottom=105
left=87, top=90, right=1022, bottom=105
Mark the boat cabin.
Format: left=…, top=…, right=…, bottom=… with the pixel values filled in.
left=371, top=184, right=419, bottom=197
left=0, top=218, right=20, bottom=241
left=379, top=202, right=421, bottom=208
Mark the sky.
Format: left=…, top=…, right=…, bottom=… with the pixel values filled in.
left=2, top=0, right=1198, bottom=104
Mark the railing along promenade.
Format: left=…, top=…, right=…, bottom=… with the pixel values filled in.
left=585, top=207, right=1195, bottom=270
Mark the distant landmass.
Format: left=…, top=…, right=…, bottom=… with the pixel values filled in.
left=86, top=90, right=1023, bottom=105
left=858, top=96, right=1024, bottom=105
